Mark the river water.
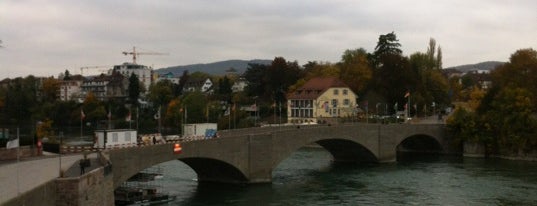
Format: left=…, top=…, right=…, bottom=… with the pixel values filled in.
left=139, top=148, right=537, bottom=206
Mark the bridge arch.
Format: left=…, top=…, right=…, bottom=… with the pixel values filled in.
left=396, top=134, right=444, bottom=154
left=179, top=157, right=248, bottom=183
left=315, top=139, right=378, bottom=163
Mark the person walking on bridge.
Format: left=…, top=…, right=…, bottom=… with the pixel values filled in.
left=79, top=159, right=86, bottom=175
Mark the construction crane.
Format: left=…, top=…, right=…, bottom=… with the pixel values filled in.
left=122, top=46, right=168, bottom=64
left=80, top=66, right=110, bottom=75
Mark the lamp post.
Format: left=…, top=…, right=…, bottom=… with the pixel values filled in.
left=253, top=96, right=258, bottom=127
left=58, top=131, right=63, bottom=177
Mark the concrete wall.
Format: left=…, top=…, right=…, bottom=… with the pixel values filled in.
left=3, top=180, right=57, bottom=206
left=0, top=146, right=41, bottom=161
left=3, top=161, right=113, bottom=206
left=55, top=167, right=114, bottom=206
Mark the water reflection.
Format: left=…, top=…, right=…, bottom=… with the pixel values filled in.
left=146, top=148, right=537, bottom=206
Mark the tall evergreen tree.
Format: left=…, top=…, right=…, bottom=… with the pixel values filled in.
left=128, top=73, right=140, bottom=105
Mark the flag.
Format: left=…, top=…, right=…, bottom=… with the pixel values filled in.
left=404, top=91, right=410, bottom=98
left=154, top=106, right=161, bottom=119
left=107, top=109, right=111, bottom=119
left=394, top=102, right=398, bottom=111
left=404, top=103, right=407, bottom=109
left=81, top=109, right=85, bottom=120
left=252, top=103, right=257, bottom=111
left=364, top=101, right=369, bottom=110
left=413, top=104, right=417, bottom=110
left=6, top=137, right=19, bottom=149
left=125, top=110, right=131, bottom=121
left=184, top=107, right=188, bottom=122
left=271, top=101, right=276, bottom=108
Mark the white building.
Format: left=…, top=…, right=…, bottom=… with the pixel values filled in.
left=58, top=75, right=85, bottom=101
left=232, top=77, right=248, bottom=93
left=111, top=62, right=153, bottom=92
left=184, top=78, right=213, bottom=93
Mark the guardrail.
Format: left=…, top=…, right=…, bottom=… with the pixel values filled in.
left=58, top=135, right=215, bottom=154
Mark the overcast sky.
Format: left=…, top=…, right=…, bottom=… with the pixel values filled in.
left=1, top=0, right=536, bottom=78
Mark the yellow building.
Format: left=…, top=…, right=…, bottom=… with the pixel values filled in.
left=287, top=77, right=358, bottom=124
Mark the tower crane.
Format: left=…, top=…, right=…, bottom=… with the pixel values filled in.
left=122, top=46, right=168, bottom=64
left=80, top=66, right=111, bottom=75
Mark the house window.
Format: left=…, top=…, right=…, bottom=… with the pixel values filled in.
left=333, top=89, right=339, bottom=95
left=331, top=99, right=338, bottom=107
left=343, top=89, right=348, bottom=95
left=344, top=99, right=350, bottom=105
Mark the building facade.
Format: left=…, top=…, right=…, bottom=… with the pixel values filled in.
left=184, top=78, right=213, bottom=93
left=111, top=63, right=153, bottom=92
left=80, top=72, right=128, bottom=101
left=287, top=77, right=358, bottom=124
left=59, top=80, right=82, bottom=101
left=156, top=72, right=180, bottom=84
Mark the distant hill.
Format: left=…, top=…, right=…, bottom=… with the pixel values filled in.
left=445, top=61, right=505, bottom=73
left=156, top=59, right=272, bottom=76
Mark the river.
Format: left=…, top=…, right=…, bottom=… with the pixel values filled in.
left=134, top=148, right=537, bottom=206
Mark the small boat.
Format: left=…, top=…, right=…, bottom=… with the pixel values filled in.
left=115, top=165, right=174, bottom=205
left=115, top=186, right=176, bottom=206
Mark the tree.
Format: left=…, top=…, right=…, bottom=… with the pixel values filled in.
left=36, top=119, right=54, bottom=140
left=265, top=57, right=301, bottom=102
left=63, top=70, right=72, bottom=80
left=302, top=62, right=339, bottom=80
left=165, top=97, right=182, bottom=131
left=148, top=80, right=174, bottom=107
left=217, top=76, right=233, bottom=99
left=1, top=76, right=39, bottom=124
left=128, top=73, right=141, bottom=105
left=175, top=70, right=189, bottom=96
left=339, top=48, right=373, bottom=94
left=449, top=48, right=537, bottom=156
left=370, top=44, right=414, bottom=113
left=41, top=77, right=60, bottom=102
left=244, top=63, right=269, bottom=98
left=492, top=48, right=537, bottom=101
left=373, top=31, right=402, bottom=64
left=82, top=92, right=106, bottom=123
left=182, top=91, right=208, bottom=123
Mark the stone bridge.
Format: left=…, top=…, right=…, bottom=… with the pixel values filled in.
left=3, top=123, right=459, bottom=206
left=110, top=123, right=458, bottom=187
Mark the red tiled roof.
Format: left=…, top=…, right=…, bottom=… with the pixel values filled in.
left=288, top=77, right=349, bottom=100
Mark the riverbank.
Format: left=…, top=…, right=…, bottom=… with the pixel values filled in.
left=464, top=142, right=537, bottom=161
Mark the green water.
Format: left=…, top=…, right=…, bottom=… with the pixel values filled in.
left=140, top=148, right=537, bottom=206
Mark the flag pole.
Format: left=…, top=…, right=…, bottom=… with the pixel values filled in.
left=408, top=92, right=410, bottom=122
left=108, top=106, right=111, bottom=130
left=16, top=127, right=20, bottom=197
left=158, top=106, right=162, bottom=134
left=128, top=108, right=132, bottom=129
left=136, top=107, right=139, bottom=130
left=80, top=110, right=83, bottom=139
